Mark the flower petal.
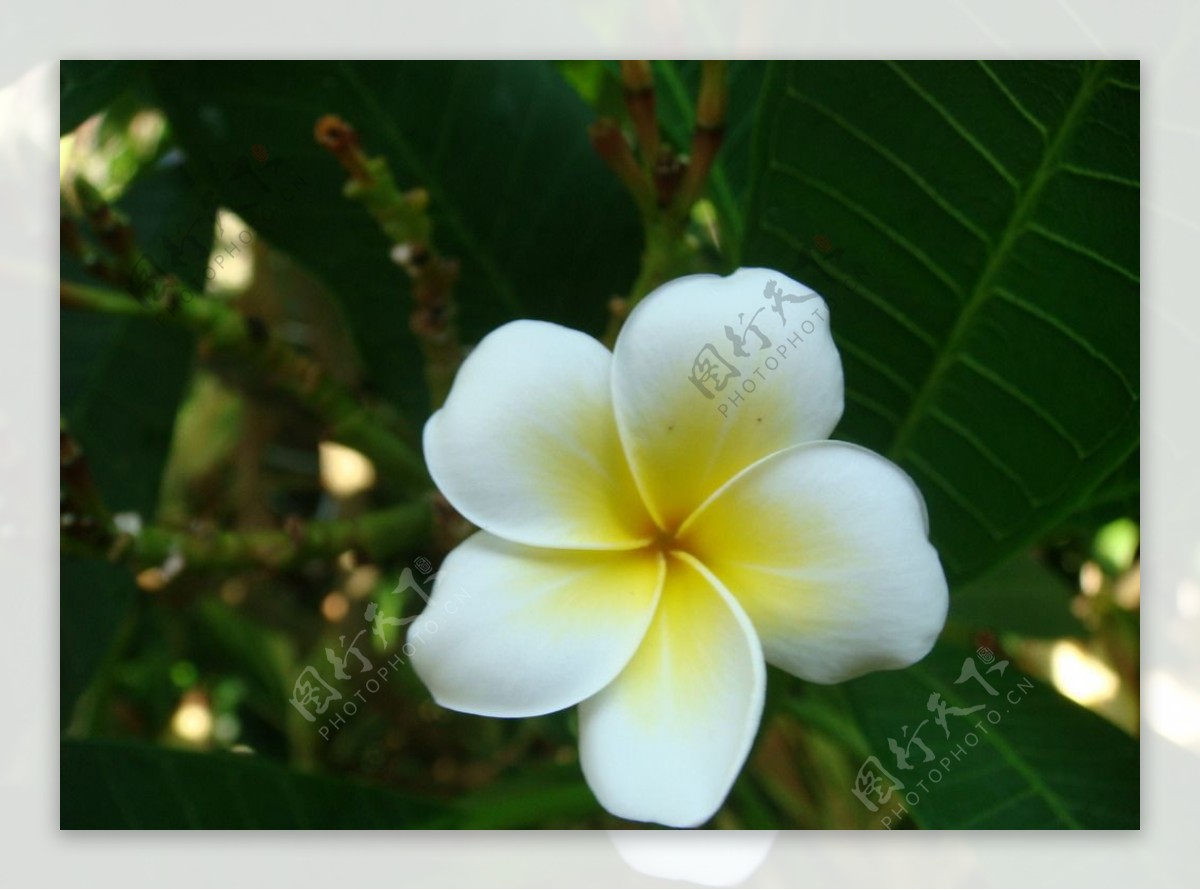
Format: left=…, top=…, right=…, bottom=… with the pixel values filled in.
left=425, top=320, right=655, bottom=549
left=677, top=441, right=948, bottom=684
left=409, top=532, right=664, bottom=718
left=578, top=553, right=765, bottom=828
left=611, top=267, right=843, bottom=530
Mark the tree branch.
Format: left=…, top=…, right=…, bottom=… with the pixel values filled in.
left=595, top=60, right=731, bottom=349
left=63, top=420, right=433, bottom=580
left=315, top=114, right=464, bottom=410
left=61, top=280, right=431, bottom=495
left=126, top=499, right=432, bottom=573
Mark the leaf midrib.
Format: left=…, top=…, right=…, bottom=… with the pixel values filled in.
left=886, top=60, right=1114, bottom=461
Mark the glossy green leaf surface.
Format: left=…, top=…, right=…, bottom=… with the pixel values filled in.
left=843, top=641, right=1138, bottom=828
left=61, top=739, right=452, bottom=828
left=742, top=61, right=1139, bottom=583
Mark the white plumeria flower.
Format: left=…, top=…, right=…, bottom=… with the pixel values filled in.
left=410, top=267, right=948, bottom=827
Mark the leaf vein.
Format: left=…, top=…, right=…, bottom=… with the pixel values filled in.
left=928, top=405, right=1044, bottom=506
left=906, top=661, right=1085, bottom=829
left=903, top=451, right=1006, bottom=540
left=837, top=337, right=918, bottom=397
left=770, top=159, right=965, bottom=302
left=884, top=61, right=1019, bottom=189
left=781, top=82, right=992, bottom=246
left=976, top=61, right=1049, bottom=138
left=762, top=220, right=940, bottom=349
left=888, top=62, right=1115, bottom=460
left=845, top=387, right=901, bottom=425
left=959, top=355, right=1088, bottom=458
left=994, top=286, right=1137, bottom=396
left=1059, top=162, right=1139, bottom=189
left=1027, top=221, right=1139, bottom=285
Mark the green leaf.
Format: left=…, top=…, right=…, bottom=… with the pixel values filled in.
left=842, top=641, right=1138, bottom=828
left=61, top=738, right=452, bottom=828
left=949, top=550, right=1085, bottom=639
left=189, top=599, right=295, bottom=726
left=1093, top=516, right=1140, bottom=574
left=1071, top=447, right=1140, bottom=528
left=742, top=61, right=1139, bottom=584
left=60, top=558, right=136, bottom=728
left=146, top=61, right=643, bottom=420
left=455, top=763, right=600, bottom=828
left=61, top=161, right=215, bottom=725
left=554, top=61, right=626, bottom=121
left=60, top=61, right=147, bottom=133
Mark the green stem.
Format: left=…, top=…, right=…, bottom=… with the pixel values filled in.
left=596, top=61, right=731, bottom=349
left=61, top=281, right=431, bottom=494
left=72, top=499, right=434, bottom=574
left=315, top=115, right=463, bottom=410
left=628, top=217, right=692, bottom=306
left=601, top=217, right=693, bottom=349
